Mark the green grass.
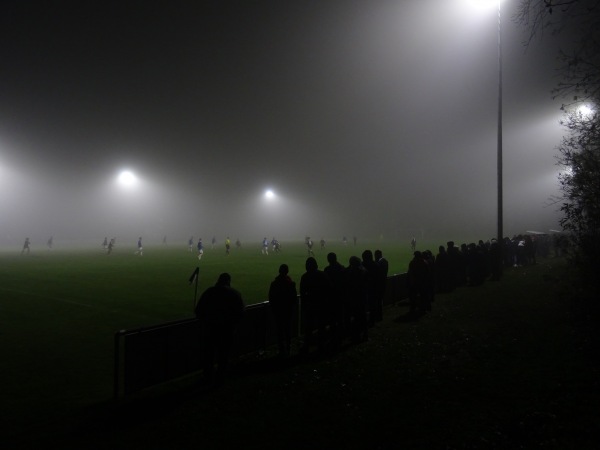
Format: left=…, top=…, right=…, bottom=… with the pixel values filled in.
left=1, top=239, right=412, bottom=311
left=2, top=245, right=598, bottom=448
left=0, top=240, right=413, bottom=439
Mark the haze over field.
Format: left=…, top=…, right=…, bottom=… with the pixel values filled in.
left=0, top=0, right=570, bottom=246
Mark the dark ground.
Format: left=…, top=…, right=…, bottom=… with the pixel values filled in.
left=6, top=258, right=600, bottom=449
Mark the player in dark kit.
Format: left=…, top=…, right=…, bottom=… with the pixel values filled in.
left=197, top=238, right=204, bottom=260
left=134, top=237, right=143, bottom=256
left=21, top=237, right=31, bottom=255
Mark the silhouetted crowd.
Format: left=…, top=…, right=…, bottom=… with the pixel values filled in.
left=195, top=235, right=553, bottom=386
left=266, top=249, right=389, bottom=360
left=409, top=235, right=546, bottom=316
left=291, top=249, right=389, bottom=357
left=195, top=248, right=389, bottom=385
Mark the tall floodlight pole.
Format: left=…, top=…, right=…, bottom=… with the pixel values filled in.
left=496, top=0, right=503, bottom=277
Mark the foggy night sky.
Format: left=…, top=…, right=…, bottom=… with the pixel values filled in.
left=0, top=0, right=571, bottom=246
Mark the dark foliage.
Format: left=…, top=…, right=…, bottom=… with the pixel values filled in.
left=516, top=0, right=600, bottom=292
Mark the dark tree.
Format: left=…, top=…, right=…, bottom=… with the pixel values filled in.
left=516, top=1, right=600, bottom=288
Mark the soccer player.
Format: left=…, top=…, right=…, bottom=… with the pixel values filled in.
left=197, top=238, right=204, bottom=260
left=107, top=238, right=115, bottom=254
left=262, top=237, right=269, bottom=255
left=272, top=238, right=281, bottom=253
left=21, top=237, right=31, bottom=255
left=306, top=237, right=314, bottom=256
left=225, top=237, right=231, bottom=255
left=134, top=237, right=143, bottom=256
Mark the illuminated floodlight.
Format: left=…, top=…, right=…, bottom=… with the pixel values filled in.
left=264, top=189, right=275, bottom=200
left=459, top=0, right=503, bottom=19
left=577, top=104, right=594, bottom=117
left=462, top=0, right=502, bottom=9
left=118, top=170, right=137, bottom=187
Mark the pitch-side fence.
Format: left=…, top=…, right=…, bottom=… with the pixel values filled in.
left=114, top=273, right=408, bottom=398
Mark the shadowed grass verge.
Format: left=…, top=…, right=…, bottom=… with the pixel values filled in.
left=5, top=257, right=600, bottom=449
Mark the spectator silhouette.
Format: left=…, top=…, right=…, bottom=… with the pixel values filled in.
left=375, top=249, right=389, bottom=277
left=489, top=238, right=501, bottom=281
left=195, top=273, right=245, bottom=386
left=435, top=245, right=453, bottom=293
left=268, top=264, right=297, bottom=358
left=361, top=250, right=380, bottom=326
left=324, top=252, right=346, bottom=349
left=479, top=240, right=491, bottom=280
left=345, top=256, right=369, bottom=343
left=466, top=243, right=486, bottom=286
left=446, top=241, right=461, bottom=290
left=459, top=243, right=468, bottom=285
left=374, top=249, right=389, bottom=322
left=299, top=257, right=330, bottom=355
left=423, top=250, right=436, bottom=306
left=526, top=235, right=537, bottom=265
left=408, top=251, right=430, bottom=316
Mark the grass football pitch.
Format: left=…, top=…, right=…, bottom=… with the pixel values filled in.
left=0, top=239, right=415, bottom=436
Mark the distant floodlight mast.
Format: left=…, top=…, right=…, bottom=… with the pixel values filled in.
left=496, top=0, right=503, bottom=278
left=466, top=0, right=503, bottom=277
left=264, top=189, right=275, bottom=200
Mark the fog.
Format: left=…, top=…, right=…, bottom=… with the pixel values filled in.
left=0, top=0, right=569, bottom=247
